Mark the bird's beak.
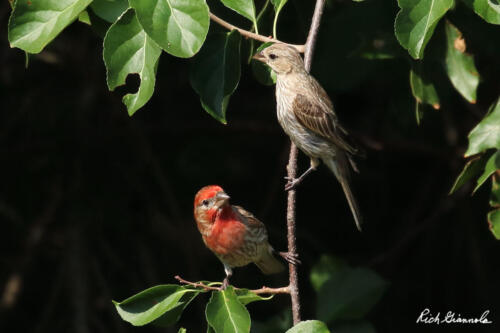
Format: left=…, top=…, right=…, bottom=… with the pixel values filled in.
left=252, top=51, right=266, bottom=62
left=214, top=191, right=230, bottom=209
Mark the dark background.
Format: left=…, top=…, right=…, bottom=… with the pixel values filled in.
left=1, top=1, right=499, bottom=332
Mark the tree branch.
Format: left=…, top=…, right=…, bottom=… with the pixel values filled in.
left=286, top=0, right=327, bottom=325
left=174, top=276, right=290, bottom=295
left=209, top=12, right=305, bottom=53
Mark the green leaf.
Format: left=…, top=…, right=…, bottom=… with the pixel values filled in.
left=312, top=256, right=388, bottom=324
left=78, top=10, right=91, bottom=25
left=285, top=320, right=330, bottom=333
left=474, top=151, right=500, bottom=193
left=205, top=287, right=250, bottom=333
left=271, top=0, right=288, bottom=38
left=410, top=61, right=440, bottom=112
left=113, top=285, right=201, bottom=326
left=465, top=98, right=500, bottom=156
left=178, top=328, right=187, bottom=333
left=129, top=0, right=209, bottom=58
left=462, top=0, right=500, bottom=25
left=444, top=21, right=479, bottom=103
left=8, top=0, right=93, bottom=54
left=234, top=289, right=273, bottom=305
left=190, top=30, right=241, bottom=124
left=488, top=209, right=500, bottom=240
left=395, top=0, right=454, bottom=59
left=310, top=255, right=347, bottom=292
left=252, top=42, right=277, bottom=86
left=491, top=174, right=500, bottom=207
left=449, top=154, right=489, bottom=194
left=90, top=0, right=129, bottom=23
left=220, top=0, right=257, bottom=23
left=103, top=9, right=162, bottom=115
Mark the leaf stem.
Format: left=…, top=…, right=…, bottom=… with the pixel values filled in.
left=286, top=0, right=327, bottom=325
left=209, top=12, right=305, bottom=53
left=174, top=276, right=290, bottom=295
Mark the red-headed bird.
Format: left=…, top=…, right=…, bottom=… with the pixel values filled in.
left=194, top=185, right=298, bottom=288
left=253, top=44, right=362, bottom=231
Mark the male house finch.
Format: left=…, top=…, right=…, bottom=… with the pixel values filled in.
left=194, top=185, right=298, bottom=288
left=253, top=44, right=362, bottom=231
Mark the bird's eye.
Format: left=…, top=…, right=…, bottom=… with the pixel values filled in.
left=202, top=199, right=209, bottom=206
left=269, top=53, right=277, bottom=60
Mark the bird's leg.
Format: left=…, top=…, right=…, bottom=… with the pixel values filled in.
left=221, top=265, right=233, bottom=290
left=285, top=158, right=320, bottom=191
left=279, top=252, right=301, bottom=266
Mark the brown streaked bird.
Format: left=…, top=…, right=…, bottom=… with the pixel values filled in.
left=253, top=43, right=362, bottom=231
left=194, top=185, right=299, bottom=289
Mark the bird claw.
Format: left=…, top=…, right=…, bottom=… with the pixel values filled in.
left=221, top=278, right=230, bottom=290
left=284, top=179, right=300, bottom=191
left=279, top=252, right=301, bottom=266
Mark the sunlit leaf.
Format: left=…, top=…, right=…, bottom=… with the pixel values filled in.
left=465, top=98, right=500, bottom=156
left=103, top=9, right=162, bottom=115
left=462, top=0, right=500, bottom=25
left=78, top=10, right=91, bottom=25
left=395, top=0, right=454, bottom=59
left=449, top=154, right=489, bottom=194
left=205, top=287, right=250, bottom=333
left=113, top=285, right=201, bottom=326
left=178, top=328, right=187, bottom=333
left=8, top=0, right=93, bottom=53
left=474, top=151, right=500, bottom=193
left=235, top=289, right=273, bottom=305
left=271, top=0, right=288, bottom=38
left=220, top=0, right=257, bottom=23
left=190, top=30, right=241, bottom=124
left=129, top=0, right=209, bottom=58
left=285, top=320, right=330, bottom=333
left=90, top=0, right=129, bottom=23
left=444, top=21, right=479, bottom=103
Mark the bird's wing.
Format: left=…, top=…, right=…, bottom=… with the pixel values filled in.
left=232, top=206, right=265, bottom=229
left=291, top=92, right=357, bottom=155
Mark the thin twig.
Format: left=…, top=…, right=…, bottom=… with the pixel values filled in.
left=286, top=0, right=327, bottom=325
left=174, top=276, right=290, bottom=295
left=209, top=12, right=305, bottom=53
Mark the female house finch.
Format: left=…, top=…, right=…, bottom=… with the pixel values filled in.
left=253, top=44, right=362, bottom=231
left=194, top=185, right=298, bottom=288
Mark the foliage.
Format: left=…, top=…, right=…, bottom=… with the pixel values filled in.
left=5, top=0, right=500, bottom=331
left=310, top=255, right=387, bottom=331
left=451, top=98, right=500, bottom=239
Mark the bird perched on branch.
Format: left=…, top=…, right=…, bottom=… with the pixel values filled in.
left=194, top=185, right=298, bottom=289
left=253, top=43, right=362, bottom=231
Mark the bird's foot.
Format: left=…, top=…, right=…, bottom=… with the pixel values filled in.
left=279, top=252, right=301, bottom=266
left=284, top=178, right=302, bottom=191
left=221, top=277, right=230, bottom=290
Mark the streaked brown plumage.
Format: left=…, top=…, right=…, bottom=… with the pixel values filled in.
left=194, top=185, right=299, bottom=288
left=253, top=44, right=362, bottom=231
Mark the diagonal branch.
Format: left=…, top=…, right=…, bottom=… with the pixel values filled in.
left=286, top=0, right=327, bottom=325
left=209, top=12, right=305, bottom=53
left=174, top=276, right=290, bottom=295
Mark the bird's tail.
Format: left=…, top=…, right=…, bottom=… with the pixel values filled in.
left=324, top=154, right=363, bottom=231
left=255, top=246, right=285, bottom=274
